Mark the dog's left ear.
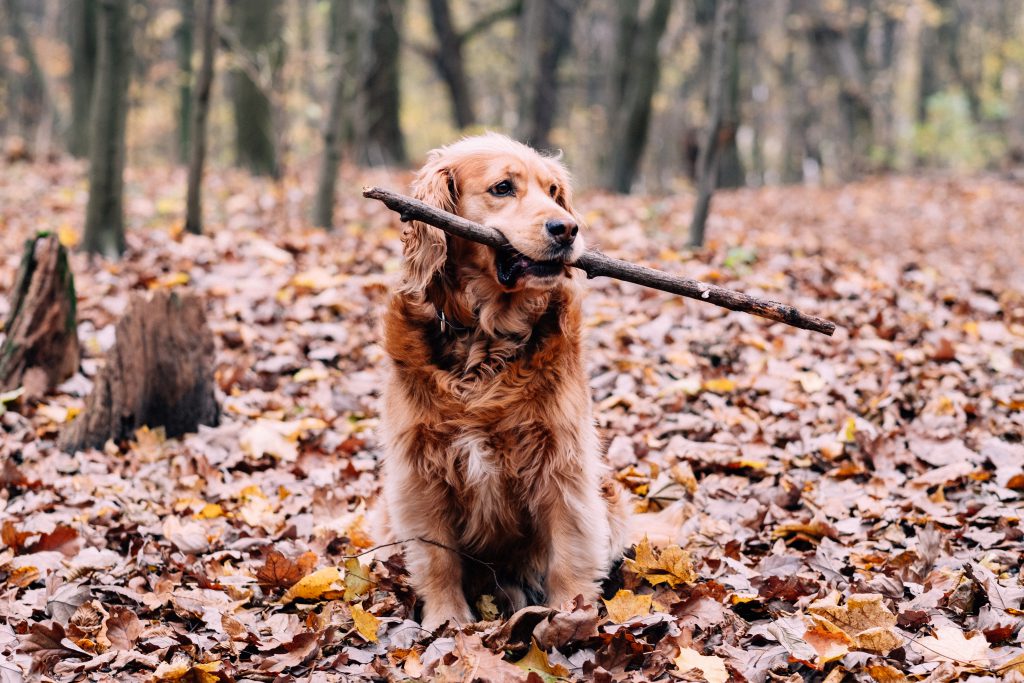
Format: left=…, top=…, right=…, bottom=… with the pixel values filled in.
left=399, top=156, right=456, bottom=297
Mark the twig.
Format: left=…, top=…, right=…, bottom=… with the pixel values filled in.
left=363, top=186, right=837, bottom=336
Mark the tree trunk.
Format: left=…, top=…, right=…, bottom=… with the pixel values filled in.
left=59, top=291, right=220, bottom=453
left=68, top=0, right=97, bottom=158
left=601, top=0, right=673, bottom=193
left=82, top=0, right=132, bottom=259
left=426, top=0, right=475, bottom=129
left=717, top=1, right=745, bottom=188
left=0, top=235, right=79, bottom=397
left=689, top=0, right=740, bottom=247
left=185, top=0, right=217, bottom=236
left=176, top=0, right=195, bottom=164
left=5, top=0, right=63, bottom=147
left=514, top=0, right=580, bottom=151
left=313, top=0, right=355, bottom=229
left=357, top=0, right=406, bottom=167
left=227, top=0, right=281, bottom=177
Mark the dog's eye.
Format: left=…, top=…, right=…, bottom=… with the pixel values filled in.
left=549, top=184, right=558, bottom=198
left=489, top=180, right=514, bottom=197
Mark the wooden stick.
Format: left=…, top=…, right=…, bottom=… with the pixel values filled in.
left=363, top=186, right=837, bottom=336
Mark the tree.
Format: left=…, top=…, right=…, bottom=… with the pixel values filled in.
left=313, top=0, right=359, bottom=228
left=425, top=0, right=475, bottom=129
left=82, top=0, right=132, bottom=259
left=176, top=0, right=195, bottom=164
left=600, top=0, right=673, bottom=193
left=185, top=0, right=217, bottom=235
left=515, top=0, right=581, bottom=151
left=68, top=0, right=97, bottom=158
left=357, top=0, right=406, bottom=166
left=689, top=0, right=740, bottom=247
left=226, top=0, right=281, bottom=177
left=4, top=0, right=63, bottom=147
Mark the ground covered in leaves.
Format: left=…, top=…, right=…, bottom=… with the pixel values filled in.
left=1, top=161, right=1023, bottom=682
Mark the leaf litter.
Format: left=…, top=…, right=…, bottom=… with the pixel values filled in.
left=0, top=163, right=1023, bottom=680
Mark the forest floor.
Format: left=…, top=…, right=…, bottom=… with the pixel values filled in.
left=1, top=161, right=1023, bottom=682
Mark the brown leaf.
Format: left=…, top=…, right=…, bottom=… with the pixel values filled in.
left=27, top=525, right=79, bottom=556
left=257, top=549, right=308, bottom=589
left=2, top=520, right=32, bottom=553
left=100, top=607, right=142, bottom=651
left=19, top=621, right=90, bottom=672
left=625, top=537, right=696, bottom=588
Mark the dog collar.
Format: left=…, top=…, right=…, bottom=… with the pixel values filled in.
left=437, top=310, right=470, bottom=334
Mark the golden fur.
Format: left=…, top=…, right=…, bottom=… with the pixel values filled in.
left=378, top=134, right=631, bottom=629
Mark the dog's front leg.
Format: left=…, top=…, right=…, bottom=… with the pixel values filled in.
left=539, top=486, right=612, bottom=609
left=404, top=529, right=474, bottom=630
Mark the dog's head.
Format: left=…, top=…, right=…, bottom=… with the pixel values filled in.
left=399, top=134, right=584, bottom=298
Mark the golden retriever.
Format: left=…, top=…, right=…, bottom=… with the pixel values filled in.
left=378, top=133, right=631, bottom=629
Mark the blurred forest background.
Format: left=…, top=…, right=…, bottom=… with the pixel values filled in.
left=4, top=0, right=1024, bottom=219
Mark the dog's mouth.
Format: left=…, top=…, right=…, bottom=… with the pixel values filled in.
left=495, top=245, right=566, bottom=287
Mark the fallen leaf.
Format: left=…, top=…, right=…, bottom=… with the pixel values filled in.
left=281, top=566, right=344, bottom=603
left=351, top=604, right=379, bottom=642
left=625, top=536, right=696, bottom=587
left=603, top=589, right=652, bottom=623
left=909, top=626, right=992, bottom=666
left=675, top=647, right=729, bottom=683
left=514, top=639, right=569, bottom=680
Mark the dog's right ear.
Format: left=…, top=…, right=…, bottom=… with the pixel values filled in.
left=398, top=155, right=456, bottom=297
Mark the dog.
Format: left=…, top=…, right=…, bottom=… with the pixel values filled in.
left=377, top=134, right=633, bottom=630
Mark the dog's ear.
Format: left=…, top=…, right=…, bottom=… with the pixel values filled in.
left=399, top=156, right=456, bottom=297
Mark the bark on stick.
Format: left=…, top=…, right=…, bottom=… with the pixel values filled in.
left=363, top=186, right=837, bottom=336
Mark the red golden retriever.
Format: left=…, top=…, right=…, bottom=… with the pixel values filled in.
left=378, top=134, right=632, bottom=629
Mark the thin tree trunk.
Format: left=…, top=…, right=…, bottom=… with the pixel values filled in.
left=602, top=0, right=673, bottom=193
left=227, top=0, right=280, bottom=177
left=358, top=0, right=406, bottom=167
left=515, top=0, right=580, bottom=151
left=185, top=0, right=217, bottom=236
left=82, top=0, right=132, bottom=259
left=426, top=0, right=475, bottom=129
left=313, top=0, right=354, bottom=229
left=68, top=0, right=97, bottom=158
left=5, top=0, right=63, bottom=145
left=176, top=0, right=195, bottom=164
left=717, top=1, right=745, bottom=188
left=689, top=0, right=740, bottom=247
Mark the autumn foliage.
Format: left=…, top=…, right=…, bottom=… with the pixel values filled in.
left=1, top=162, right=1023, bottom=680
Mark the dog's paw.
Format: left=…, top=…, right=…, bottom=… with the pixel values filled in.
left=421, top=602, right=475, bottom=631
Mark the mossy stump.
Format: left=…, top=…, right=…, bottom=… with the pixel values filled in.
left=59, top=290, right=220, bottom=453
left=0, top=234, right=80, bottom=395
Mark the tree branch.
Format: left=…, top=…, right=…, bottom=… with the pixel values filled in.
left=363, top=186, right=837, bottom=336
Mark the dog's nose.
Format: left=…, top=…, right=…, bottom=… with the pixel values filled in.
left=545, top=219, right=578, bottom=246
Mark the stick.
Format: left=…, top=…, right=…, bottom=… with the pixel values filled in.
left=363, top=186, right=837, bottom=337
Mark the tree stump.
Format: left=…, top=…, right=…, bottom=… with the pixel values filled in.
left=59, top=291, right=220, bottom=453
left=0, top=234, right=80, bottom=396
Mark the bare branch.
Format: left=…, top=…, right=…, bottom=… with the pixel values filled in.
left=363, top=186, right=837, bottom=336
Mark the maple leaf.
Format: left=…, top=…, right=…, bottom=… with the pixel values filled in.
left=909, top=626, right=992, bottom=666
left=624, top=536, right=696, bottom=587
left=603, top=589, right=652, bottom=623
left=807, top=593, right=901, bottom=654
left=675, top=647, right=729, bottom=683
left=256, top=549, right=316, bottom=590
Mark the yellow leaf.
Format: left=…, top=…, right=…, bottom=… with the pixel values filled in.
left=150, top=272, right=190, bottom=289
left=293, top=367, right=329, bottom=383
left=57, top=223, right=80, bottom=248
left=281, top=567, right=344, bottom=603
left=842, top=417, right=857, bottom=443
left=514, top=639, right=569, bottom=679
left=602, top=589, right=652, bottom=623
left=675, top=647, right=728, bottom=683
left=625, top=536, right=697, bottom=588
left=702, top=378, right=736, bottom=394
left=194, top=503, right=223, bottom=520
left=153, top=660, right=222, bottom=683
left=476, top=594, right=500, bottom=621
left=351, top=604, right=379, bottom=642
left=343, top=558, right=373, bottom=601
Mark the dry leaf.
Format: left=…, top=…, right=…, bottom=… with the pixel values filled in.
left=603, top=589, right=652, bottom=623
left=675, top=647, right=729, bottom=683
left=909, top=626, right=992, bottom=666
left=351, top=604, right=379, bottom=642
left=281, top=566, right=344, bottom=603
left=625, top=536, right=697, bottom=587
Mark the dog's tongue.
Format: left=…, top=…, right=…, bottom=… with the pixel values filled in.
left=497, top=253, right=533, bottom=286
